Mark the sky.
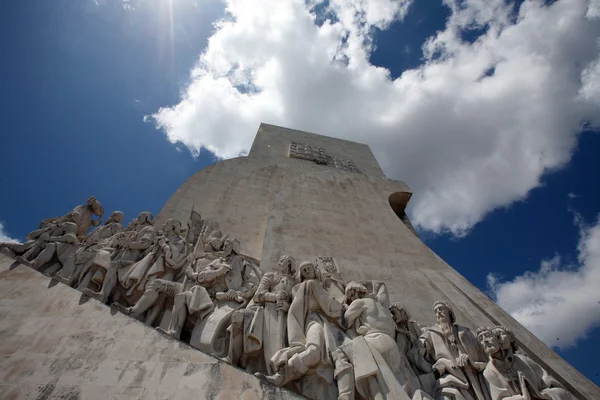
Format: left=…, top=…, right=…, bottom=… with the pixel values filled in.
left=0, top=0, right=599, bottom=386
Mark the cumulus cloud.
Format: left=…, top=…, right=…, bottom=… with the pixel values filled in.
left=149, top=0, right=600, bottom=235
left=487, top=214, right=600, bottom=349
left=0, top=222, right=19, bottom=244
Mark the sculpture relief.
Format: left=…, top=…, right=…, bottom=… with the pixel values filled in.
left=258, top=261, right=347, bottom=399
left=14, top=211, right=81, bottom=272
left=55, top=211, right=125, bottom=287
left=0, top=197, right=577, bottom=400
left=81, top=211, right=157, bottom=303
left=223, top=255, right=297, bottom=373
left=477, top=326, right=574, bottom=400
left=342, top=281, right=418, bottom=400
left=419, top=301, right=490, bottom=400
left=288, top=141, right=361, bottom=173
left=40, top=196, right=104, bottom=238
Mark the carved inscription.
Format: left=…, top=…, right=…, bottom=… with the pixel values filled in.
left=288, top=141, right=327, bottom=165
left=288, top=141, right=361, bottom=173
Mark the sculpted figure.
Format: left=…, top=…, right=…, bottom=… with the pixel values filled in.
left=223, top=255, right=297, bottom=373
left=14, top=211, right=81, bottom=271
left=0, top=198, right=101, bottom=261
left=81, top=211, right=157, bottom=303
left=163, top=238, right=258, bottom=340
left=206, top=230, right=228, bottom=252
left=419, top=301, right=489, bottom=400
left=258, top=261, right=346, bottom=400
left=40, top=196, right=104, bottom=238
left=0, top=219, right=65, bottom=261
left=55, top=211, right=125, bottom=286
left=391, top=302, right=432, bottom=374
left=112, top=218, right=190, bottom=324
left=477, top=326, right=573, bottom=400
left=343, top=281, right=421, bottom=400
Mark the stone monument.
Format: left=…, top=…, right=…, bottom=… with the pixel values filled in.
left=0, top=123, right=597, bottom=400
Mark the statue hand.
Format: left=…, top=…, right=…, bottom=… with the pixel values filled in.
left=277, top=300, right=290, bottom=312
left=225, top=289, right=241, bottom=301
left=185, top=266, right=195, bottom=279
left=457, top=354, right=469, bottom=368
left=519, top=372, right=531, bottom=400
left=275, top=291, right=287, bottom=301
left=148, top=280, right=161, bottom=291
left=196, top=271, right=208, bottom=283
left=432, top=362, right=446, bottom=376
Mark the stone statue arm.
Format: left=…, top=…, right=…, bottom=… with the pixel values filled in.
left=45, top=223, right=79, bottom=245
left=127, top=230, right=155, bottom=250
left=26, top=225, right=54, bottom=241
left=253, top=272, right=276, bottom=303
left=459, top=326, right=489, bottom=370
left=163, top=240, right=189, bottom=270
left=196, top=258, right=231, bottom=283
left=344, top=299, right=366, bottom=328
left=485, top=369, right=531, bottom=400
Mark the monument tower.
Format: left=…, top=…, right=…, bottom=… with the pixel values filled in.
left=0, top=123, right=597, bottom=399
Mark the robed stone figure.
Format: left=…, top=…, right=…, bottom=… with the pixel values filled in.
left=419, top=301, right=490, bottom=400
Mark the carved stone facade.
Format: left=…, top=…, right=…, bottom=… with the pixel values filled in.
left=288, top=140, right=361, bottom=173
left=0, top=124, right=597, bottom=399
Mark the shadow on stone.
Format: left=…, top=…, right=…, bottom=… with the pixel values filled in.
left=47, top=278, right=60, bottom=289
left=9, top=261, right=21, bottom=270
left=78, top=294, right=91, bottom=306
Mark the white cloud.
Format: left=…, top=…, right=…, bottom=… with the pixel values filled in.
left=149, top=0, right=600, bottom=236
left=0, top=222, right=19, bottom=244
left=487, top=214, right=600, bottom=349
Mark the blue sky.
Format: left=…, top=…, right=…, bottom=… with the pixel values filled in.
left=1, top=0, right=599, bottom=386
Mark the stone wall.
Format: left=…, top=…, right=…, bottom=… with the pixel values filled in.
left=0, top=254, right=302, bottom=400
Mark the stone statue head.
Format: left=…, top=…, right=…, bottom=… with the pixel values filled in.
left=494, top=325, right=518, bottom=352
left=136, top=212, right=154, bottom=226
left=344, top=281, right=368, bottom=304
left=223, top=238, right=240, bottom=256
left=296, top=261, right=320, bottom=282
left=106, top=211, right=124, bottom=225
left=163, top=219, right=182, bottom=236
left=433, top=300, right=456, bottom=325
left=477, top=326, right=500, bottom=355
left=389, top=302, right=411, bottom=324
left=278, top=255, right=297, bottom=276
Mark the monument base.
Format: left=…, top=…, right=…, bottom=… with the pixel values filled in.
left=0, top=254, right=302, bottom=400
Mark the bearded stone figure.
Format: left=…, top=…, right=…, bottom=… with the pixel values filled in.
left=419, top=301, right=490, bottom=400
left=477, top=326, right=574, bottom=400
